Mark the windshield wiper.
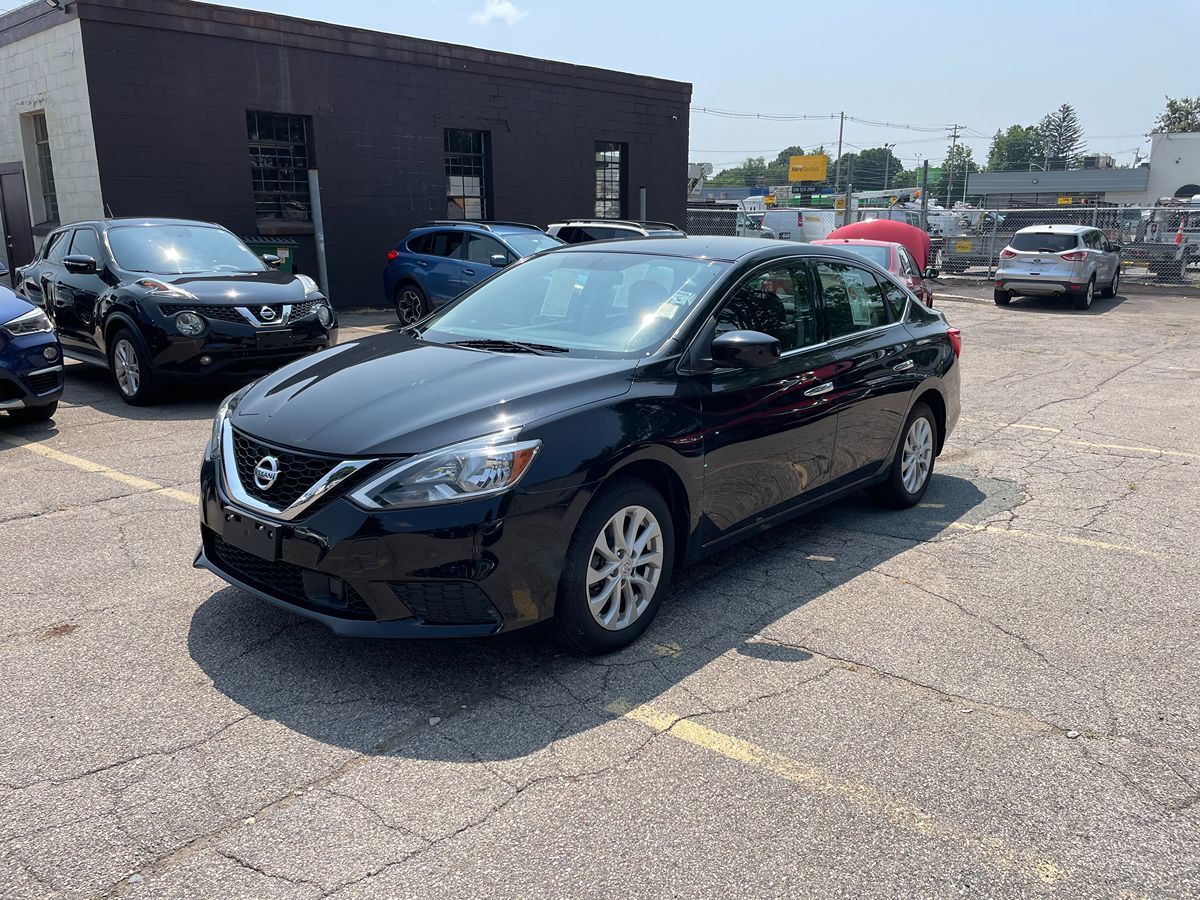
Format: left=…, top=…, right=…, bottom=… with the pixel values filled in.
left=448, top=338, right=568, bottom=355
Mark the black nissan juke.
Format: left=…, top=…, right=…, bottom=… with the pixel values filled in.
left=16, top=218, right=337, bottom=404
left=197, top=237, right=961, bottom=654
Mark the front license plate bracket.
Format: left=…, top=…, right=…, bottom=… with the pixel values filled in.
left=257, top=329, right=293, bottom=350
left=222, top=508, right=281, bottom=561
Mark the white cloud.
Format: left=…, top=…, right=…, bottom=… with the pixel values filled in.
left=468, top=0, right=528, bottom=26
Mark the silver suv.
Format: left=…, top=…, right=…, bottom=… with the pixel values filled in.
left=547, top=219, right=684, bottom=243
left=994, top=224, right=1121, bottom=310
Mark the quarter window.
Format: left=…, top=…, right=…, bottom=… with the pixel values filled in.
left=444, top=130, right=490, bottom=220
left=247, top=112, right=313, bottom=222
left=69, top=227, right=101, bottom=261
left=816, top=261, right=889, bottom=339
left=716, top=265, right=817, bottom=353
left=594, top=142, right=627, bottom=218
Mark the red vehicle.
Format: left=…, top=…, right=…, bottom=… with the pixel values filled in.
left=811, top=237, right=937, bottom=306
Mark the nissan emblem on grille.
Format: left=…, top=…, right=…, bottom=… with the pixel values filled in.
left=259, top=305, right=277, bottom=321
left=253, top=455, right=280, bottom=490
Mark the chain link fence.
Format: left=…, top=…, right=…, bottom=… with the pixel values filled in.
left=686, top=204, right=1200, bottom=286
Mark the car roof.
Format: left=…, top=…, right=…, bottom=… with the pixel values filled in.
left=53, top=218, right=226, bottom=230
left=811, top=238, right=897, bottom=249
left=412, top=220, right=543, bottom=236
left=552, top=235, right=882, bottom=265
left=1013, top=224, right=1094, bottom=234
left=550, top=219, right=682, bottom=231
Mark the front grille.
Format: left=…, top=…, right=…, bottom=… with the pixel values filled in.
left=391, top=582, right=501, bottom=625
left=26, top=369, right=61, bottom=394
left=291, top=299, right=320, bottom=318
left=231, top=429, right=341, bottom=508
left=159, top=303, right=247, bottom=323
left=211, top=535, right=373, bottom=619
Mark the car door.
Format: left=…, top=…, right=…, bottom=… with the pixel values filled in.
left=23, top=228, right=69, bottom=309
left=814, top=259, right=917, bottom=487
left=38, top=228, right=76, bottom=340
left=423, top=230, right=470, bottom=304
left=461, top=234, right=508, bottom=290
left=1093, top=230, right=1118, bottom=283
left=53, top=225, right=107, bottom=349
left=697, top=260, right=839, bottom=543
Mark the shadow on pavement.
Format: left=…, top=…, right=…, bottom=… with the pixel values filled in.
left=998, top=293, right=1127, bottom=315
left=189, top=471, right=993, bottom=761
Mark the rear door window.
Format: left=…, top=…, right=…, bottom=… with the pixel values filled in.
left=430, top=231, right=467, bottom=258
left=1010, top=232, right=1079, bottom=252
left=815, top=261, right=889, bottom=339
left=879, top=277, right=909, bottom=321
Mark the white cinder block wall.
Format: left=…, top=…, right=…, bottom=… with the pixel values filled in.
left=0, top=18, right=104, bottom=234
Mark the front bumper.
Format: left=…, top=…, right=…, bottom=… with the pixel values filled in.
left=0, top=331, right=64, bottom=409
left=194, top=456, right=575, bottom=637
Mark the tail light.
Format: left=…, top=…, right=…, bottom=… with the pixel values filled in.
left=947, top=327, right=961, bottom=358
left=1060, top=250, right=1087, bottom=261
left=386, top=249, right=399, bottom=261
left=999, top=248, right=1017, bottom=260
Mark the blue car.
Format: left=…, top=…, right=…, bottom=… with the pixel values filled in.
left=1, top=260, right=64, bottom=423
left=383, top=221, right=563, bottom=324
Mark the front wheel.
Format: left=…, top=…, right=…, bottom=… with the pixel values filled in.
left=1101, top=268, right=1119, bottom=299
left=394, top=283, right=428, bottom=326
left=1072, top=277, right=1095, bottom=311
left=553, top=477, right=675, bottom=654
left=107, top=328, right=158, bottom=405
left=870, top=402, right=937, bottom=509
left=6, top=401, right=57, bottom=423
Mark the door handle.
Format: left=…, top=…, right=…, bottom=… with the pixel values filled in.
left=893, top=360, right=915, bottom=372
left=803, top=382, right=833, bottom=397
left=462, top=268, right=475, bottom=276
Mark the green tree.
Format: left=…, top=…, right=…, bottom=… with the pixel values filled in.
left=1038, top=103, right=1086, bottom=168
left=987, top=125, right=1046, bottom=172
left=1152, top=96, right=1200, bottom=133
left=848, top=146, right=906, bottom=191
left=708, top=156, right=768, bottom=187
left=939, top=144, right=978, bottom=204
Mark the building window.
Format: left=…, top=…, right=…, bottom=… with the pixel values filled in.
left=595, top=141, right=627, bottom=219
left=26, top=112, right=58, bottom=226
left=247, top=112, right=312, bottom=222
left=444, top=129, right=490, bottom=220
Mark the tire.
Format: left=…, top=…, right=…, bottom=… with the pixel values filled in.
left=553, top=477, right=675, bottom=654
left=107, top=327, right=158, bottom=405
left=993, top=289, right=1012, bottom=306
left=870, top=402, right=937, bottom=509
left=1072, top=277, right=1095, bottom=311
left=394, top=282, right=428, bottom=326
left=1101, top=268, right=1119, bottom=299
left=7, top=400, right=57, bottom=423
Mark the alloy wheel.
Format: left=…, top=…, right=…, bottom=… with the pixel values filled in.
left=586, top=504, right=664, bottom=631
left=1085, top=280, right=1094, bottom=308
left=901, top=417, right=934, bottom=495
left=113, top=338, right=140, bottom=397
left=396, top=290, right=424, bottom=325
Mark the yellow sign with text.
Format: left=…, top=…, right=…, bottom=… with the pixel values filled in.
left=789, top=155, right=828, bottom=182
left=1057, top=196, right=1074, bottom=205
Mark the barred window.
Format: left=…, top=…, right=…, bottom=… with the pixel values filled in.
left=594, top=141, right=627, bottom=219
left=445, top=129, right=490, bottom=220
left=30, top=112, right=58, bottom=225
left=247, top=112, right=312, bottom=222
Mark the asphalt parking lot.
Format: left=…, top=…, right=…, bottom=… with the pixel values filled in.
left=2, top=284, right=1198, bottom=899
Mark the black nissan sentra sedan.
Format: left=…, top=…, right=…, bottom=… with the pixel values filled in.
left=196, top=237, right=960, bottom=653
left=16, top=219, right=336, bottom=404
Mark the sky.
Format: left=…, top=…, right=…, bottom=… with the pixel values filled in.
left=14, top=0, right=1199, bottom=172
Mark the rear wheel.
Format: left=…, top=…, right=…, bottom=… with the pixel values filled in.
left=553, top=477, right=675, bottom=654
left=870, top=402, right=937, bottom=509
left=993, top=289, right=1012, bottom=306
left=394, top=283, right=428, bottom=326
left=1073, top=277, right=1095, bottom=311
left=7, top=401, right=57, bottom=423
left=108, top=328, right=158, bottom=405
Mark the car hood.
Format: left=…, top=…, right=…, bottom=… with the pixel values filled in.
left=145, top=270, right=307, bottom=304
left=231, top=334, right=637, bottom=456
left=0, top=284, right=34, bottom=324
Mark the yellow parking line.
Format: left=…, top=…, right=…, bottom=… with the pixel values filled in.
left=608, top=700, right=1067, bottom=886
left=960, top=417, right=1198, bottom=459
left=939, top=521, right=1163, bottom=559
left=0, top=434, right=199, bottom=505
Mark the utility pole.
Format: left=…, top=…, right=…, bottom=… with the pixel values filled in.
left=883, top=142, right=895, bottom=191
left=833, top=111, right=845, bottom=193
left=842, top=156, right=854, bottom=228
left=919, top=160, right=930, bottom=231
left=944, top=124, right=961, bottom=207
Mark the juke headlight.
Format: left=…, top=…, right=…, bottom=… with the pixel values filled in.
left=204, top=383, right=251, bottom=461
left=2, top=306, right=54, bottom=336
left=349, top=431, right=541, bottom=510
left=175, top=311, right=206, bottom=336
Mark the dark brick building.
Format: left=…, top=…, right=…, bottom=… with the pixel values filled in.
left=0, top=0, right=691, bottom=306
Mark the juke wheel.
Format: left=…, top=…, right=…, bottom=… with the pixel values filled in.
left=870, top=402, right=937, bottom=509
left=554, top=477, right=675, bottom=654
left=108, top=328, right=158, bottom=405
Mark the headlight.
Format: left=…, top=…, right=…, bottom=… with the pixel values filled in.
left=205, top=383, right=251, bottom=461
left=137, top=278, right=197, bottom=301
left=2, top=307, right=54, bottom=336
left=315, top=303, right=333, bottom=328
left=175, top=311, right=206, bottom=336
left=297, top=274, right=321, bottom=298
left=349, top=431, right=541, bottom=510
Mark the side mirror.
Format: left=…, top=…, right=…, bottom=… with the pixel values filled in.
left=1107, top=243, right=1122, bottom=253
left=63, top=254, right=97, bottom=275
left=489, top=254, right=510, bottom=268
left=924, top=268, right=940, bottom=279
left=711, top=330, right=780, bottom=369
left=261, top=253, right=282, bottom=268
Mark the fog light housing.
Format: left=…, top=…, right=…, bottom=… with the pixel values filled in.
left=175, top=311, right=205, bottom=336
left=43, top=345, right=59, bottom=361
left=200, top=355, right=213, bottom=366
left=315, top=303, right=333, bottom=328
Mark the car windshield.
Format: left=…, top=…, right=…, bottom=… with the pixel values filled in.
left=832, top=244, right=891, bottom=268
left=1010, top=232, right=1079, bottom=253
left=417, top=250, right=729, bottom=358
left=107, top=225, right=268, bottom=274
left=502, top=231, right=565, bottom=257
